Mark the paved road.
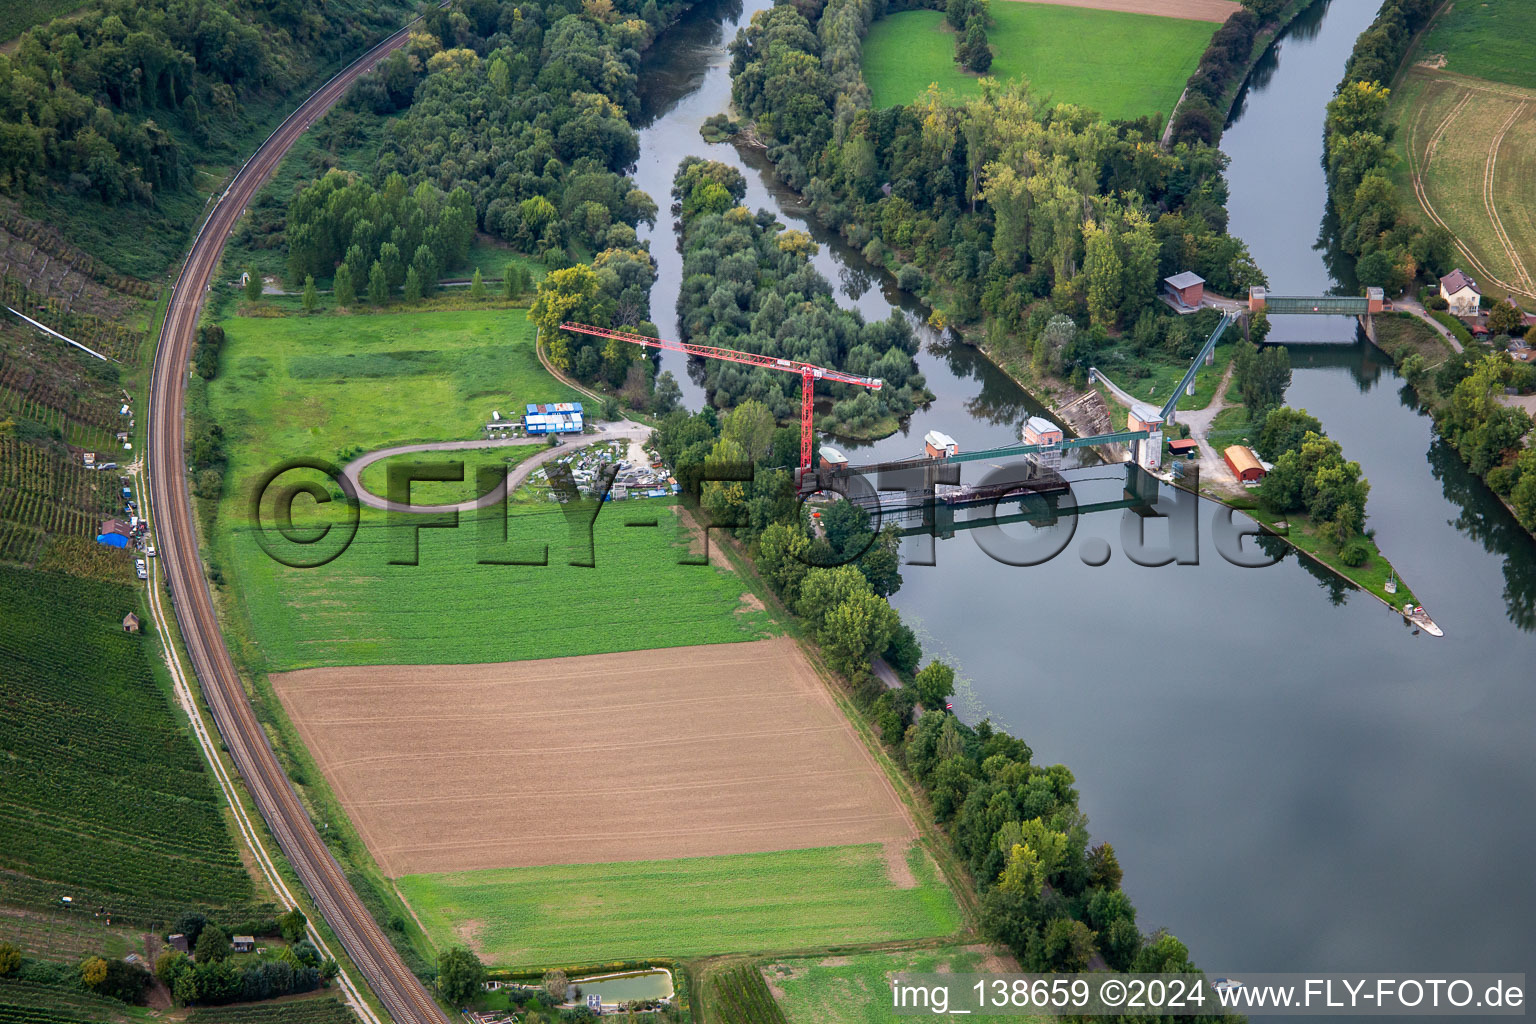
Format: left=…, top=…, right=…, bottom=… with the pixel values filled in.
left=143, top=20, right=450, bottom=1024
left=340, top=425, right=653, bottom=513
left=1393, top=297, right=1465, bottom=354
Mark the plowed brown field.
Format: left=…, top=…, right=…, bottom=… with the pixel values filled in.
left=272, top=638, right=914, bottom=876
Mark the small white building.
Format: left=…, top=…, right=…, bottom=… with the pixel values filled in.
left=1127, top=402, right=1164, bottom=473
left=1022, top=415, right=1064, bottom=471
left=1440, top=269, right=1481, bottom=317
left=923, top=430, right=959, bottom=459
left=818, top=445, right=848, bottom=471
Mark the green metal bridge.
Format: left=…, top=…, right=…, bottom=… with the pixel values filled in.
left=1260, top=294, right=1372, bottom=315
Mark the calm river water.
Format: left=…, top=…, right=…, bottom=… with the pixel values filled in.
left=634, top=0, right=1536, bottom=982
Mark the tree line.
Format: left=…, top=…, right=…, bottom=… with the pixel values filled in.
left=284, top=170, right=475, bottom=299
left=1169, top=0, right=1302, bottom=147
left=0, top=0, right=412, bottom=204
left=729, top=0, right=1265, bottom=388
left=1322, top=0, right=1453, bottom=294
left=1399, top=347, right=1536, bottom=533
left=944, top=0, right=991, bottom=74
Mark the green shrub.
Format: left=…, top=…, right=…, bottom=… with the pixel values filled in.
left=1339, top=539, right=1370, bottom=567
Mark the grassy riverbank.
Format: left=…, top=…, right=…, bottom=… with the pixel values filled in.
left=1218, top=494, right=1420, bottom=610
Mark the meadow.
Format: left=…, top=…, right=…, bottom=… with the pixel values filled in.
left=397, top=843, right=962, bottom=967
left=227, top=502, right=772, bottom=670
left=209, top=309, right=579, bottom=473
left=1412, top=0, right=1536, bottom=91
left=0, top=567, right=259, bottom=920
left=762, top=947, right=1044, bottom=1024
left=210, top=308, right=769, bottom=669
left=860, top=4, right=1215, bottom=121
left=1389, top=69, right=1536, bottom=302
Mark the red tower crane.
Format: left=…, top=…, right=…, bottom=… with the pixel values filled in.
left=559, top=322, right=883, bottom=470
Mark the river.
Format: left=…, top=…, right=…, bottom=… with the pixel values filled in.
left=632, top=0, right=1536, bottom=985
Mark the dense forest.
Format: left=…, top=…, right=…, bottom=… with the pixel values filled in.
left=728, top=0, right=1265, bottom=386
left=279, top=0, right=699, bottom=293
left=0, top=0, right=416, bottom=273
left=671, top=157, right=930, bottom=435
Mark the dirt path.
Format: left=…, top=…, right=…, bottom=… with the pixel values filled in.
left=1483, top=100, right=1532, bottom=291
left=995, top=0, right=1238, bottom=21
left=1177, top=361, right=1243, bottom=492
left=339, top=423, right=652, bottom=513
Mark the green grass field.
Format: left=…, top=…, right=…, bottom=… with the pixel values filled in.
left=1371, top=312, right=1454, bottom=366
left=226, top=502, right=772, bottom=669
left=860, top=4, right=1215, bottom=121
left=762, top=946, right=1044, bottom=1024
left=1413, top=0, right=1536, bottom=91
left=398, top=843, right=962, bottom=967
left=209, top=309, right=577, bottom=469
left=209, top=308, right=771, bottom=670
left=1094, top=335, right=1236, bottom=414
left=1388, top=68, right=1536, bottom=303
left=1205, top=404, right=1252, bottom=454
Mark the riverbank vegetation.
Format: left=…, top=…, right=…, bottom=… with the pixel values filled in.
left=669, top=159, right=930, bottom=438
left=1168, top=0, right=1323, bottom=146
left=1328, top=0, right=1536, bottom=537
left=861, top=3, right=1211, bottom=120
left=729, top=0, right=1264, bottom=407
left=1321, top=0, right=1453, bottom=296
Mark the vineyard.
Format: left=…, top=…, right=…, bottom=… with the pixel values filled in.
left=187, top=999, right=360, bottom=1024
left=0, top=209, right=159, bottom=302
left=0, top=348, right=122, bottom=451
left=702, top=964, right=789, bottom=1024
left=0, top=438, right=120, bottom=542
left=2, top=277, right=147, bottom=363
left=0, top=568, right=262, bottom=919
left=0, top=973, right=140, bottom=1024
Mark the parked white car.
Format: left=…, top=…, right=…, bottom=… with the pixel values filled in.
left=136, top=559, right=148, bottom=580
left=145, top=544, right=156, bottom=557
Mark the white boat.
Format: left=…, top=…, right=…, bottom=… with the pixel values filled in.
left=1403, top=603, right=1443, bottom=637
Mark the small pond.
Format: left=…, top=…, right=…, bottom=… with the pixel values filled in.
left=572, top=968, right=675, bottom=1004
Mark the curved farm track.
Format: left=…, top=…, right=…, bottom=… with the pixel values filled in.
left=144, top=20, right=450, bottom=1024
left=1404, top=73, right=1536, bottom=301
left=1483, top=101, right=1532, bottom=292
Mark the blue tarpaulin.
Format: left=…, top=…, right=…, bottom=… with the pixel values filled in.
left=96, top=534, right=129, bottom=548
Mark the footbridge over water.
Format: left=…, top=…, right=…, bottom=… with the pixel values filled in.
left=1248, top=285, right=1385, bottom=317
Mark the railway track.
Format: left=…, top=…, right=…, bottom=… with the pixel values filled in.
left=143, top=21, right=450, bottom=1024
